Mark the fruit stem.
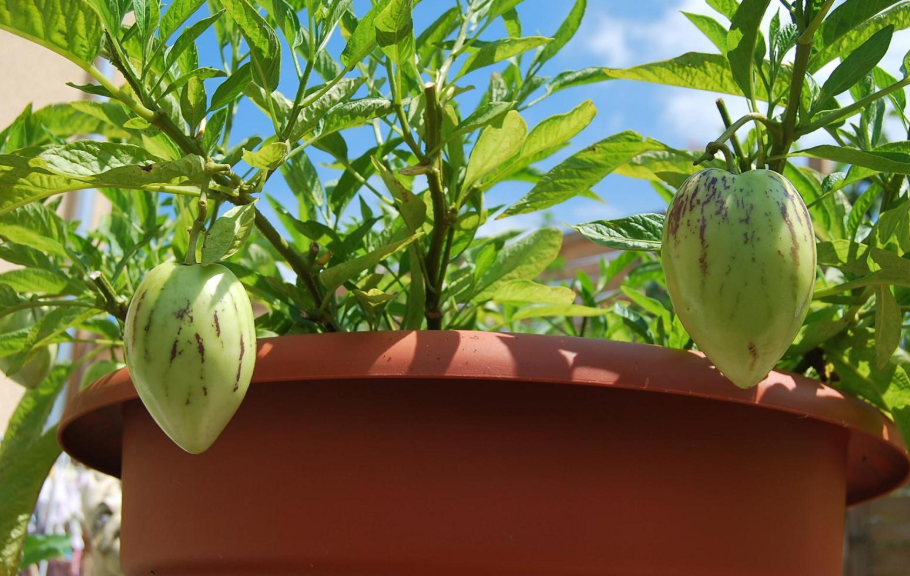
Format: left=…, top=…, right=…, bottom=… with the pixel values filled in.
left=715, top=99, right=749, bottom=172
left=694, top=113, right=780, bottom=168
left=89, top=271, right=128, bottom=321
left=695, top=142, right=739, bottom=174
left=184, top=182, right=209, bottom=266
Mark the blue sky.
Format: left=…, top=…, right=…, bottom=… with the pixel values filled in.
left=192, top=0, right=910, bottom=235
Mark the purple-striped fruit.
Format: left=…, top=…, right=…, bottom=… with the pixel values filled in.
left=662, top=168, right=816, bottom=389
left=124, top=262, right=256, bottom=453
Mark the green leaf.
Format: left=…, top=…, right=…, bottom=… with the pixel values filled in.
left=281, top=152, right=325, bottom=212
left=683, top=11, right=729, bottom=53
left=201, top=203, right=256, bottom=263
left=492, top=280, right=575, bottom=305
left=179, top=76, right=207, bottom=130
left=371, top=158, right=426, bottom=233
left=875, top=285, right=902, bottom=369
left=0, top=142, right=206, bottom=213
left=318, top=98, right=394, bottom=137
left=375, top=0, right=414, bottom=65
left=793, top=144, right=910, bottom=173
left=0, top=364, right=73, bottom=575
left=847, top=184, right=881, bottom=238
left=706, top=0, right=738, bottom=19
left=547, top=67, right=611, bottom=96
left=501, top=8, right=520, bottom=38
left=18, top=535, right=70, bottom=570
left=811, top=2, right=910, bottom=72
left=453, top=101, right=515, bottom=136
left=0, top=269, right=72, bottom=295
left=613, top=149, right=707, bottom=187
left=511, top=303, right=611, bottom=321
left=726, top=0, right=771, bottom=101
left=131, top=0, right=160, bottom=54
left=473, top=227, right=562, bottom=300
left=533, top=0, right=584, bottom=68
left=0, top=0, right=103, bottom=68
left=353, top=288, right=395, bottom=319
left=874, top=199, right=910, bottom=249
left=404, top=244, right=424, bottom=330
left=242, top=141, right=288, bottom=170
left=463, top=110, right=527, bottom=190
left=83, top=0, right=125, bottom=32
left=340, top=0, right=389, bottom=67
left=873, top=66, right=906, bottom=111
left=601, top=52, right=784, bottom=101
left=571, top=213, right=665, bottom=252
left=486, top=0, right=524, bottom=22
left=457, top=36, right=552, bottom=79
left=159, top=0, right=204, bottom=42
left=500, top=100, right=596, bottom=175
left=288, top=78, right=368, bottom=141
left=220, top=0, right=281, bottom=91
left=784, top=163, right=843, bottom=242
left=621, top=286, right=671, bottom=321
left=0, top=203, right=68, bottom=258
left=159, top=67, right=227, bottom=99
left=416, top=6, right=458, bottom=62
left=209, top=62, right=252, bottom=111
left=164, top=9, right=223, bottom=69
left=258, top=0, right=303, bottom=49
left=814, top=25, right=893, bottom=113
left=501, top=131, right=668, bottom=218
left=320, top=233, right=420, bottom=296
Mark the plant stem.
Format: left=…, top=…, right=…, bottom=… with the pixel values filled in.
left=184, top=184, right=208, bottom=265
left=769, top=9, right=815, bottom=173
left=715, top=99, right=749, bottom=172
left=423, top=82, right=448, bottom=330
left=436, top=8, right=473, bottom=89
left=798, top=0, right=835, bottom=45
left=386, top=58, right=426, bottom=161
left=280, top=59, right=315, bottom=143
left=251, top=207, right=340, bottom=332
left=89, top=271, right=127, bottom=321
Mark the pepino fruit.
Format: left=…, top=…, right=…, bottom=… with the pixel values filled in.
left=662, top=168, right=816, bottom=389
left=0, top=309, right=57, bottom=389
left=124, top=261, right=256, bottom=453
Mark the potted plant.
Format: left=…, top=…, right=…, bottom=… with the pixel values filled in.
left=0, top=0, right=908, bottom=575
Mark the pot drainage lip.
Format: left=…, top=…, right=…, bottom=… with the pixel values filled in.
left=59, top=331, right=909, bottom=501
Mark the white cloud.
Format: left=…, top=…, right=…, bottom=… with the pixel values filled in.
left=660, top=87, right=751, bottom=148
left=477, top=213, right=543, bottom=237
left=585, top=0, right=715, bottom=68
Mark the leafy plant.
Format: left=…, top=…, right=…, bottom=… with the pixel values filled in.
left=0, top=0, right=909, bottom=573
left=568, top=0, right=910, bottom=446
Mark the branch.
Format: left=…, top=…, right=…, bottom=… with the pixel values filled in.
left=422, top=82, right=448, bottom=330
left=251, top=207, right=340, bottom=332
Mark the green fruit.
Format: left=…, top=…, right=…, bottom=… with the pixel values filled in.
left=662, top=168, right=816, bottom=389
left=0, top=309, right=57, bottom=389
left=124, top=261, right=256, bottom=454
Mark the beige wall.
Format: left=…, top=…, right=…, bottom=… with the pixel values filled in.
left=0, top=31, right=95, bottom=435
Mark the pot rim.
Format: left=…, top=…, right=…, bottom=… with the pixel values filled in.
left=59, top=330, right=909, bottom=503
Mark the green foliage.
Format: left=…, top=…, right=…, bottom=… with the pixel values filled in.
left=0, top=0, right=909, bottom=565
left=0, top=364, right=74, bottom=575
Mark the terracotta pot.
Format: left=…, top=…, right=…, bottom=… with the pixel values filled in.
left=59, top=331, right=909, bottom=576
